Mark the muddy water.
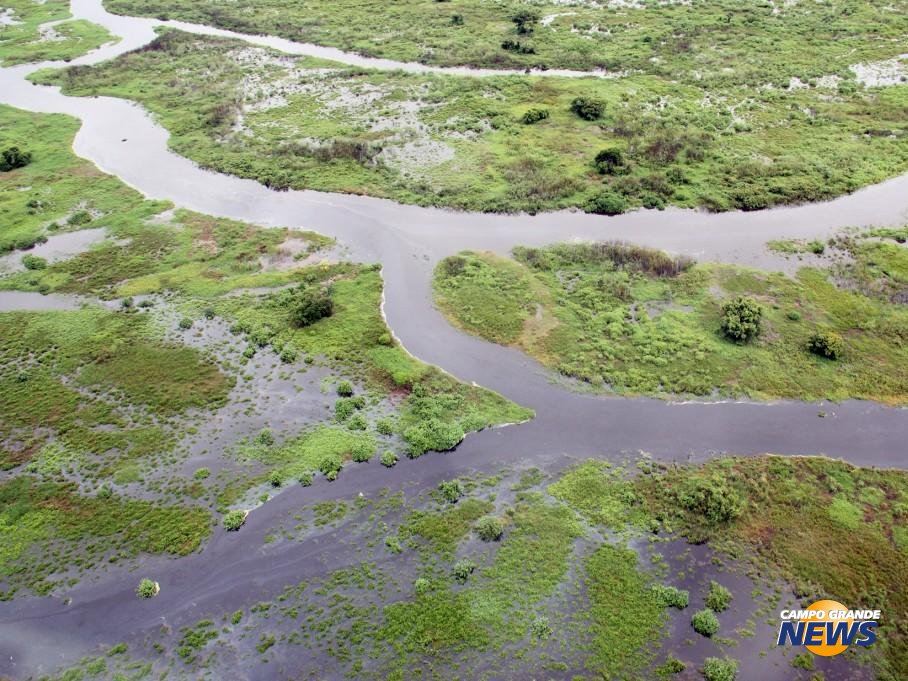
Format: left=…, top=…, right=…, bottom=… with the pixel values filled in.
left=0, top=3, right=906, bottom=678
left=0, top=228, right=107, bottom=273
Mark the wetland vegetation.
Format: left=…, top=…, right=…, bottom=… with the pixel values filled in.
left=433, top=236, right=908, bottom=402
left=32, top=24, right=908, bottom=213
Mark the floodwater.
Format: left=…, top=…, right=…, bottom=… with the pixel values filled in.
left=0, top=1, right=906, bottom=678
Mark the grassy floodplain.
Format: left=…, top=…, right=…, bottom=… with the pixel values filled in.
left=0, top=0, right=115, bottom=66
left=35, top=454, right=908, bottom=680
left=104, top=0, right=908, bottom=74
left=0, top=104, right=529, bottom=598
left=433, top=237, right=908, bottom=402
left=32, top=27, right=908, bottom=213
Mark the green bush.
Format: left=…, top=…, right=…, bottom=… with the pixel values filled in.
left=347, top=413, right=368, bottom=431
left=677, top=477, right=744, bottom=524
left=223, top=509, right=246, bottom=531
left=475, top=515, right=504, bottom=541
left=720, top=296, right=762, bottom=343
left=702, top=657, right=738, bottom=681
left=1, top=146, right=32, bottom=171
left=414, top=577, right=432, bottom=595
left=530, top=615, right=552, bottom=639
left=193, top=468, right=210, bottom=480
left=319, top=454, right=343, bottom=480
left=691, top=608, right=720, bottom=637
left=21, top=254, right=47, bottom=270
left=594, top=148, right=625, bottom=174
left=452, top=558, right=476, bottom=583
left=570, top=97, right=605, bottom=121
left=350, top=441, right=373, bottom=462
left=705, top=581, right=732, bottom=612
left=279, top=347, right=297, bottom=363
left=651, top=584, right=689, bottom=609
left=136, top=578, right=158, bottom=599
left=808, top=329, right=844, bottom=360
left=291, top=287, right=333, bottom=328
left=334, top=397, right=357, bottom=421
left=178, top=317, right=193, bottom=330
left=375, top=417, right=394, bottom=435
left=521, top=108, right=549, bottom=124
left=268, top=470, right=283, bottom=487
left=586, top=191, right=627, bottom=216
left=256, top=429, right=274, bottom=446
left=380, top=450, right=398, bottom=467
left=511, top=9, right=539, bottom=34
left=336, top=380, right=354, bottom=396
left=298, top=472, right=313, bottom=486
left=403, top=418, right=464, bottom=456
left=438, top=479, right=464, bottom=503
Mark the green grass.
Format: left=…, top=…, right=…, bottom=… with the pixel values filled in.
left=33, top=27, right=908, bottom=213
left=552, top=455, right=908, bottom=679
left=104, top=0, right=908, bottom=77
left=0, top=0, right=115, bottom=66
left=0, top=476, right=210, bottom=597
left=0, top=105, right=167, bottom=253
left=433, top=243, right=908, bottom=403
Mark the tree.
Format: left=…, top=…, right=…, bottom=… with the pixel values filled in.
left=677, top=476, right=744, bottom=524
left=570, top=97, right=605, bottom=121
left=720, top=296, right=762, bottom=343
left=511, top=10, right=539, bottom=34
left=594, top=148, right=625, bottom=174
left=808, top=329, right=844, bottom=359
left=291, top=287, right=333, bottom=328
left=0, top=146, right=32, bottom=171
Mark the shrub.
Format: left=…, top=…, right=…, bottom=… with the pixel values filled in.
left=67, top=210, right=92, bottom=226
left=298, top=472, right=313, bottom=486
left=414, top=577, right=431, bottom=595
left=677, top=477, right=744, bottom=525
left=720, top=296, right=762, bottom=343
left=385, top=535, right=402, bottom=553
left=702, top=657, right=737, bottom=681
left=441, top=255, right=467, bottom=277
left=656, top=657, right=686, bottom=675
left=522, top=108, right=549, bottom=124
left=279, top=347, right=297, bottom=363
left=705, top=581, right=732, bottom=612
left=0, top=146, right=32, bottom=171
left=594, top=148, right=625, bottom=174
left=21, top=254, right=47, bottom=270
left=334, top=398, right=356, bottom=422
left=452, top=559, right=476, bottom=583
left=403, top=418, right=465, bottom=456
left=570, top=97, right=605, bottom=121
left=530, top=615, right=552, bottom=639
left=291, top=287, right=333, bottom=328
left=336, top=380, right=354, bottom=397
left=375, top=418, right=394, bottom=435
left=193, top=468, right=210, bottom=480
left=136, top=578, right=158, bottom=599
left=651, top=584, right=689, bottom=609
left=691, top=609, right=720, bottom=637
left=450, top=14, right=463, bottom=25
left=807, top=240, right=826, bottom=254
left=319, top=454, right=343, bottom=480
left=501, top=39, right=535, bottom=54
left=586, top=191, right=627, bottom=216
left=350, top=441, right=373, bottom=462
left=511, top=9, right=539, bottom=34
left=347, top=413, right=368, bottom=431
left=808, top=329, right=844, bottom=360
left=268, top=470, right=283, bottom=487
left=438, top=479, right=464, bottom=503
left=223, top=510, right=246, bottom=531
left=178, top=317, right=193, bottom=330
left=475, top=515, right=504, bottom=541
left=256, top=429, right=275, bottom=446
left=380, top=450, right=398, bottom=467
